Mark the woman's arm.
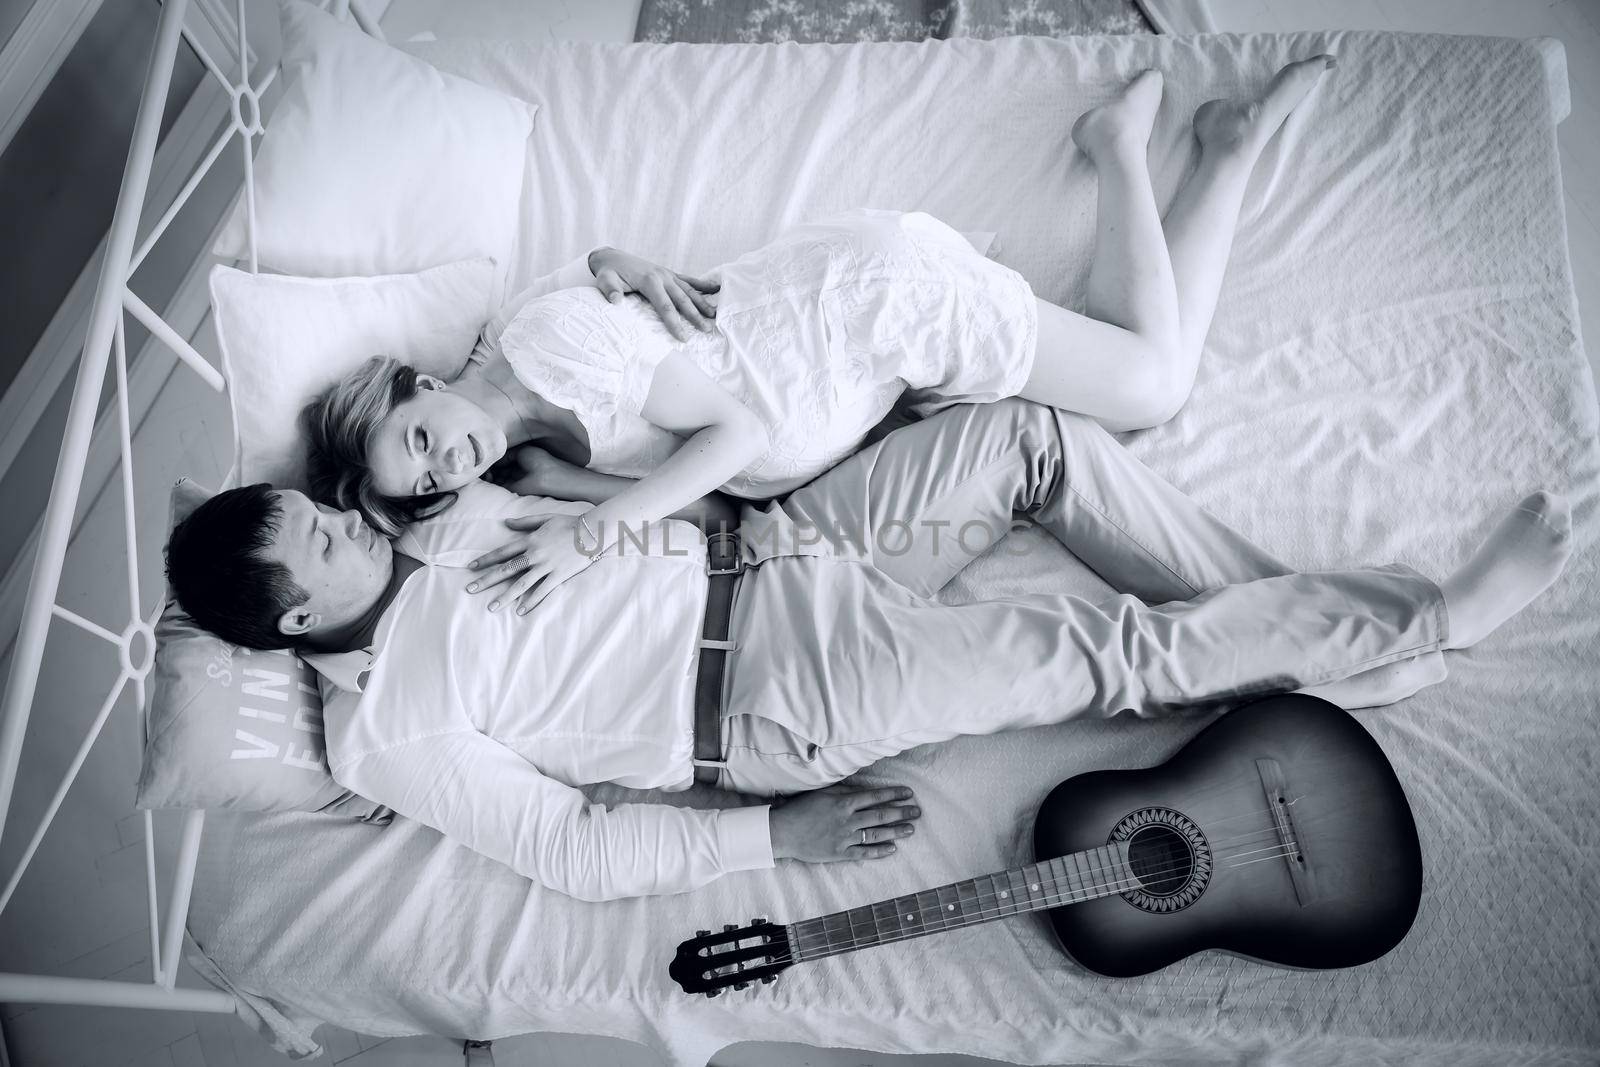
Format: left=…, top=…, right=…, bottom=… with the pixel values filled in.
left=467, top=354, right=765, bottom=611
left=578, top=350, right=767, bottom=546
left=495, top=248, right=718, bottom=343
left=495, top=445, right=739, bottom=533
left=587, top=248, right=719, bottom=340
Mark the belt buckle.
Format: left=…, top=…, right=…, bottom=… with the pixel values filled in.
left=704, top=531, right=744, bottom=577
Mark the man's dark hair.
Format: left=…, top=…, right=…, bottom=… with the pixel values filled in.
left=165, top=483, right=309, bottom=650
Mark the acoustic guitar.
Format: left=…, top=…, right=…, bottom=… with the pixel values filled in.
left=671, top=694, right=1422, bottom=995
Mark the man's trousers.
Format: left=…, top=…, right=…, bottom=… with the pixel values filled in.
left=715, top=399, right=1448, bottom=796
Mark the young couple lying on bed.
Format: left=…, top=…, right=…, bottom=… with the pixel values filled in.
left=164, top=60, right=1572, bottom=903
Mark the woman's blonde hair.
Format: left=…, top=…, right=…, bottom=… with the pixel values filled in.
left=302, top=355, right=456, bottom=537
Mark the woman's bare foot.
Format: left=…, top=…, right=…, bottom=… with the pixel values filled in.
left=1440, top=491, right=1573, bottom=649
left=1299, top=651, right=1447, bottom=710
left=1193, top=54, right=1335, bottom=159
left=1072, top=69, right=1164, bottom=161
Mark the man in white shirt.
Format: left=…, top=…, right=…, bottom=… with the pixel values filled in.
left=164, top=399, right=1570, bottom=901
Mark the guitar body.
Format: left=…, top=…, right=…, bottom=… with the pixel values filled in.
left=1034, top=695, right=1423, bottom=977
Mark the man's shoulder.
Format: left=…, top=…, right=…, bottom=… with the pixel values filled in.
left=406, top=480, right=520, bottom=537
left=314, top=622, right=457, bottom=772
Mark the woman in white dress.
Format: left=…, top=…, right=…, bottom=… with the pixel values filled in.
left=305, top=59, right=1333, bottom=611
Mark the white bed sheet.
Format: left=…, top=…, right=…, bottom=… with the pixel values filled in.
left=186, top=30, right=1599, bottom=1066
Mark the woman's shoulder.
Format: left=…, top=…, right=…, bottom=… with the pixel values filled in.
left=505, top=285, right=639, bottom=347
left=500, top=284, right=677, bottom=376
left=504, top=284, right=612, bottom=332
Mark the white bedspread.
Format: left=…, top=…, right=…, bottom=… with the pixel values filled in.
left=186, top=30, right=1599, bottom=1066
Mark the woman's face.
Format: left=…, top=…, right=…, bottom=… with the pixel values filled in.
left=367, top=379, right=508, bottom=498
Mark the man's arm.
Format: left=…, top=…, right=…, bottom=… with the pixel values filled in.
left=337, top=731, right=772, bottom=902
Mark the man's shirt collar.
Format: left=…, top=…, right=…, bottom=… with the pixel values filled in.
left=303, top=647, right=375, bottom=694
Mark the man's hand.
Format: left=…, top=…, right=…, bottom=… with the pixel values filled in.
left=465, top=512, right=603, bottom=615
left=768, top=784, right=920, bottom=863
left=588, top=247, right=719, bottom=342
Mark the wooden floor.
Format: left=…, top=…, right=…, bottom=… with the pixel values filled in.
left=0, top=0, right=1593, bottom=1064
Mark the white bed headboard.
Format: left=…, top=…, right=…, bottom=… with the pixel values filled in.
left=0, top=0, right=381, bottom=1018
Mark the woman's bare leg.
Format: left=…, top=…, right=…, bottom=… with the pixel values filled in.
left=1071, top=69, right=1180, bottom=353
left=1018, top=56, right=1336, bottom=430
left=1162, top=54, right=1336, bottom=378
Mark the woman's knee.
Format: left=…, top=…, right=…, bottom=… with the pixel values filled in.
left=1118, top=337, right=1195, bottom=427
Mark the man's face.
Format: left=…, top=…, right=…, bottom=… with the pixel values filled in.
left=261, top=490, right=395, bottom=641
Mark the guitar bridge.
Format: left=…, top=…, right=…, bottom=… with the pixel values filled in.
left=1255, top=758, right=1318, bottom=906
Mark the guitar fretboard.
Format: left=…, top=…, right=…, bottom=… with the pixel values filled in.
left=787, top=843, right=1134, bottom=962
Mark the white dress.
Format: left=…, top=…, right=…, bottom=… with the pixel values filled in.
left=496, top=209, right=1039, bottom=498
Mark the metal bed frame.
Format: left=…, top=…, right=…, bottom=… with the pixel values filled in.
left=0, top=0, right=383, bottom=1022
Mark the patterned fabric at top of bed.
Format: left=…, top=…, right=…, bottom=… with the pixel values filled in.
left=187, top=29, right=1598, bottom=1067
left=633, top=0, right=1154, bottom=43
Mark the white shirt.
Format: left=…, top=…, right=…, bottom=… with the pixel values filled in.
left=307, top=482, right=773, bottom=902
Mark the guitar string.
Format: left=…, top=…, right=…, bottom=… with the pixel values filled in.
left=778, top=827, right=1306, bottom=959
left=804, top=792, right=1309, bottom=915
left=776, top=844, right=1304, bottom=970
left=719, top=842, right=1311, bottom=976
left=768, top=836, right=1304, bottom=965
left=779, top=820, right=1306, bottom=955
left=783, top=837, right=1298, bottom=956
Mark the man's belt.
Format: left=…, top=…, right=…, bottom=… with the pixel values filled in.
left=692, top=530, right=744, bottom=786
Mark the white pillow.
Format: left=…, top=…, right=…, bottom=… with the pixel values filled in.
left=210, top=258, right=495, bottom=490
left=213, top=0, right=536, bottom=298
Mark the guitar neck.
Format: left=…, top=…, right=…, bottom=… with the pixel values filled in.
left=787, top=843, right=1135, bottom=963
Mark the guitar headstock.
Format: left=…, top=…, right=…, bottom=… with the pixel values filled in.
left=669, top=918, right=792, bottom=997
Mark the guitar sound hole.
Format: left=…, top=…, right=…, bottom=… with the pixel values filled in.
left=1128, top=824, right=1193, bottom=896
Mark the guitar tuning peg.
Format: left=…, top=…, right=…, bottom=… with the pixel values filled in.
left=733, top=982, right=748, bottom=990
left=759, top=975, right=776, bottom=984
left=696, top=930, right=710, bottom=937
left=750, top=916, right=768, bottom=925
left=723, top=923, right=738, bottom=932
left=705, top=990, right=721, bottom=998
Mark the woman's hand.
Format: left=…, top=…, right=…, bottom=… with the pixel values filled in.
left=588, top=247, right=719, bottom=342
left=465, top=512, right=604, bottom=615
left=768, top=785, right=920, bottom=863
